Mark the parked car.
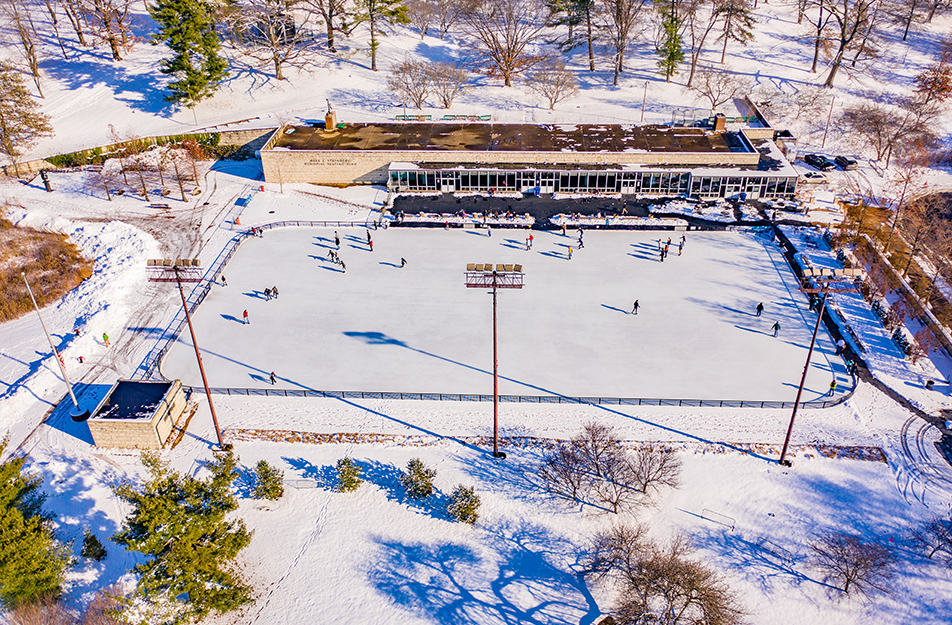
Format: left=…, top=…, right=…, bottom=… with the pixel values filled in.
left=834, top=155, right=858, bottom=170
left=803, top=154, right=835, bottom=171
left=799, top=171, right=828, bottom=184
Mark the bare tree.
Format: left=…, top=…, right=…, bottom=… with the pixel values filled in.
left=2, top=0, right=45, bottom=97
left=59, top=0, right=87, bottom=46
left=427, top=61, right=468, bottom=107
left=587, top=529, right=746, bottom=624
left=406, top=0, right=435, bottom=37
left=809, top=532, right=897, bottom=598
left=234, top=0, right=319, bottom=80
left=9, top=597, right=76, bottom=625
left=683, top=0, right=721, bottom=88
left=40, top=0, right=71, bottom=59
left=895, top=0, right=926, bottom=40
left=898, top=193, right=945, bottom=276
left=591, top=453, right=641, bottom=514
left=801, top=0, right=834, bottom=73
left=631, top=447, right=682, bottom=495
left=571, top=421, right=623, bottom=479
left=687, top=65, right=748, bottom=111
left=302, top=0, right=349, bottom=52
left=434, top=0, right=472, bottom=38
left=83, top=0, right=136, bottom=61
left=387, top=56, right=431, bottom=109
left=538, top=444, right=589, bottom=501
left=819, top=0, right=880, bottom=87
left=80, top=587, right=124, bottom=625
left=913, top=40, right=952, bottom=107
left=462, top=0, right=547, bottom=87
left=526, top=57, right=578, bottom=109
left=911, top=516, right=952, bottom=565
left=600, top=0, right=649, bottom=85
left=841, top=100, right=939, bottom=166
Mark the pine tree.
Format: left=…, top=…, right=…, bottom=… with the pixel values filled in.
left=336, top=457, right=363, bottom=492
left=354, top=0, right=409, bottom=71
left=656, top=9, right=684, bottom=83
left=0, top=61, right=53, bottom=177
left=447, top=485, right=480, bottom=524
left=112, top=449, right=252, bottom=624
left=400, top=458, right=436, bottom=499
left=149, top=0, right=229, bottom=108
left=81, top=529, right=108, bottom=561
left=253, top=460, right=284, bottom=500
left=0, top=438, right=71, bottom=609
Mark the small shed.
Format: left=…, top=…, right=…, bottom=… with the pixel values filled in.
left=88, top=379, right=187, bottom=449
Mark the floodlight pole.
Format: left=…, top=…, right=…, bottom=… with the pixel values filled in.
left=492, top=272, right=500, bottom=458
left=779, top=291, right=827, bottom=466
left=21, top=272, right=87, bottom=419
left=173, top=268, right=224, bottom=448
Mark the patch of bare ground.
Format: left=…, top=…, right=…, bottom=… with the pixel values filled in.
left=0, top=216, right=93, bottom=323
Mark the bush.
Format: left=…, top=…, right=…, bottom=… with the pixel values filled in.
left=81, top=529, right=107, bottom=561
left=336, top=458, right=363, bottom=493
left=253, top=461, right=284, bottom=500
left=447, top=485, right=480, bottom=524
left=400, top=458, right=436, bottom=500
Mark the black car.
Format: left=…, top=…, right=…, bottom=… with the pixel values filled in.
left=834, top=155, right=858, bottom=170
left=804, top=154, right=835, bottom=171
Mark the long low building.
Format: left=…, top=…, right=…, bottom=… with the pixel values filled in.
left=260, top=116, right=799, bottom=200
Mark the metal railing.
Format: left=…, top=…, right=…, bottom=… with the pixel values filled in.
left=184, top=386, right=852, bottom=409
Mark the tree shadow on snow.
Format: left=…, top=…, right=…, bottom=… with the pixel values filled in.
left=282, top=457, right=338, bottom=489
left=355, top=458, right=451, bottom=520
left=368, top=517, right=602, bottom=625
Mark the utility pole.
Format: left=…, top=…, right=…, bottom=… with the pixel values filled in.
left=779, top=268, right=862, bottom=466
left=148, top=259, right=224, bottom=448
left=465, top=263, right=525, bottom=458
left=22, top=273, right=89, bottom=421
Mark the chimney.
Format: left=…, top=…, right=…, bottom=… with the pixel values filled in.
left=325, top=99, right=338, bottom=130
left=713, top=113, right=727, bottom=132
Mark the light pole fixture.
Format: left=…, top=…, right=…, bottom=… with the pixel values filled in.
left=779, top=267, right=863, bottom=467
left=147, top=259, right=224, bottom=448
left=21, top=272, right=89, bottom=421
left=465, top=263, right=525, bottom=458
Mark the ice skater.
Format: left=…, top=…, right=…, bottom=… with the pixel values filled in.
left=272, top=286, right=279, bottom=299
left=568, top=246, right=573, bottom=260
left=264, top=287, right=272, bottom=301
left=526, top=237, right=531, bottom=251
left=577, top=235, right=584, bottom=249
left=561, top=223, right=567, bottom=236
left=328, top=250, right=337, bottom=262
left=828, top=379, right=837, bottom=396
left=340, top=261, right=346, bottom=272
left=487, top=226, right=492, bottom=237
left=369, top=239, right=374, bottom=252
left=528, top=233, right=534, bottom=249
left=401, top=257, right=407, bottom=267
left=102, top=333, right=110, bottom=347
left=221, top=275, right=227, bottom=286
left=334, top=231, right=340, bottom=249
left=269, top=371, right=276, bottom=385
left=366, top=230, right=372, bottom=244
left=660, top=249, right=665, bottom=262
left=243, top=310, right=249, bottom=324
left=771, top=321, right=781, bottom=337
left=632, top=300, right=640, bottom=315
left=756, top=302, right=764, bottom=317
left=678, top=241, right=684, bottom=255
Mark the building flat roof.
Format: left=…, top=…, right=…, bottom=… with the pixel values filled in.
left=92, top=380, right=173, bottom=420
left=268, top=123, right=748, bottom=155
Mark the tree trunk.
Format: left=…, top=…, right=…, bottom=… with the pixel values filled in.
left=62, top=0, right=87, bottom=45
left=370, top=14, right=377, bottom=71
left=33, top=75, right=44, bottom=98
left=326, top=17, right=336, bottom=51
left=824, top=46, right=846, bottom=87
left=274, top=52, right=283, bottom=80
left=902, top=0, right=918, bottom=40
left=173, top=159, right=186, bottom=201
left=586, top=7, right=594, bottom=71
left=720, top=31, right=728, bottom=63
left=137, top=165, right=149, bottom=201
left=107, top=32, right=122, bottom=60
left=503, top=69, right=512, bottom=87
left=811, top=7, right=823, bottom=73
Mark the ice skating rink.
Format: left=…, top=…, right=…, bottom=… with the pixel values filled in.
left=162, top=227, right=851, bottom=401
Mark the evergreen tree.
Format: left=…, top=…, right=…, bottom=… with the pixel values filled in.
left=0, top=438, right=71, bottom=609
left=336, top=457, right=363, bottom=492
left=253, top=460, right=284, bottom=500
left=82, top=529, right=108, bottom=561
left=149, top=0, right=229, bottom=108
left=656, top=9, right=684, bottom=82
left=0, top=61, right=53, bottom=177
left=354, top=0, right=409, bottom=71
left=400, top=458, right=436, bottom=500
left=113, top=450, right=252, bottom=624
left=447, top=485, right=480, bottom=524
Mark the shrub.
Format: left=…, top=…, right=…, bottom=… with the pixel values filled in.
left=400, top=458, right=436, bottom=500
left=81, top=529, right=107, bottom=561
left=253, top=461, right=284, bottom=500
left=447, top=485, right=480, bottom=524
left=336, top=458, right=363, bottom=493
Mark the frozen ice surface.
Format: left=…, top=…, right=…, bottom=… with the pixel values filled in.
left=163, top=228, right=851, bottom=401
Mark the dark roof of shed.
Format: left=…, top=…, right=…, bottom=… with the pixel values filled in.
left=93, top=380, right=173, bottom=420
left=269, top=123, right=746, bottom=154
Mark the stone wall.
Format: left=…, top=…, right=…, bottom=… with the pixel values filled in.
left=261, top=148, right=761, bottom=185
